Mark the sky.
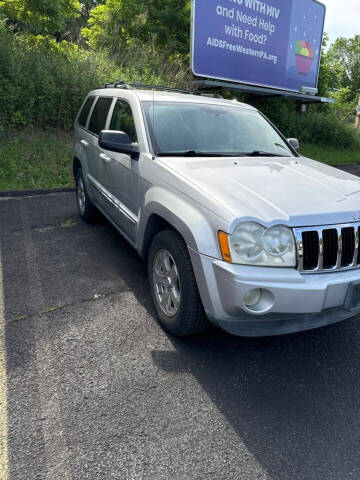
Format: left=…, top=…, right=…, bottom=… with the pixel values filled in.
left=322, top=0, right=359, bottom=45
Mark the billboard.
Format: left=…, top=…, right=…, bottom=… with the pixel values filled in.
left=191, top=0, right=326, bottom=93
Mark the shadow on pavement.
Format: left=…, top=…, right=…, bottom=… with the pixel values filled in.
left=149, top=324, right=360, bottom=480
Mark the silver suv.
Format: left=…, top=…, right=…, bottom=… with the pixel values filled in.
left=73, top=83, right=360, bottom=337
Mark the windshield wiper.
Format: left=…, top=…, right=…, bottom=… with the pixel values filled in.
left=244, top=150, right=291, bottom=157
left=157, top=150, right=291, bottom=158
left=157, top=150, right=238, bottom=157
left=274, top=142, right=289, bottom=151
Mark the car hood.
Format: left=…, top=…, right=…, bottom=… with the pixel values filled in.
left=159, top=155, right=360, bottom=227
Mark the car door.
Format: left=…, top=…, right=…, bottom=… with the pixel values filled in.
left=86, top=96, right=114, bottom=207
left=99, top=98, right=140, bottom=242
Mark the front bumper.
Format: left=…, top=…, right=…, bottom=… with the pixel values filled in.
left=188, top=249, right=360, bottom=337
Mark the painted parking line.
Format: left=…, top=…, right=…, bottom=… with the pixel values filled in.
left=0, top=243, right=9, bottom=480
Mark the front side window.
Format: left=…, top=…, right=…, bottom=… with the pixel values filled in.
left=88, top=97, right=113, bottom=136
left=78, top=96, right=95, bottom=128
left=142, top=101, right=294, bottom=157
left=110, top=100, right=137, bottom=142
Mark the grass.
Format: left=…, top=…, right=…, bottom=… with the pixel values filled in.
left=0, top=128, right=359, bottom=192
left=300, top=143, right=360, bottom=165
left=0, top=128, right=73, bottom=191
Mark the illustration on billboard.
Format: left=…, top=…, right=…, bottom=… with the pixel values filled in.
left=191, top=0, right=326, bottom=92
left=295, top=41, right=314, bottom=75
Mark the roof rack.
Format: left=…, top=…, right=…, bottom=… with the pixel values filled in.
left=96, top=81, right=198, bottom=96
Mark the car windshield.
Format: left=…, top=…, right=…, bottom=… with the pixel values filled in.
left=142, top=101, right=294, bottom=157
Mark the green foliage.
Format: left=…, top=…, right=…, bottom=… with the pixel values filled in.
left=0, top=0, right=81, bottom=35
left=0, top=128, right=73, bottom=190
left=0, top=21, right=189, bottom=130
left=300, top=143, right=360, bottom=165
left=0, top=22, right=119, bottom=128
left=317, top=34, right=343, bottom=96
left=315, top=34, right=359, bottom=123
left=67, top=0, right=105, bottom=43
left=329, top=87, right=358, bottom=123
left=82, top=0, right=191, bottom=54
left=327, top=35, right=360, bottom=95
left=289, top=112, right=360, bottom=150
left=260, top=99, right=360, bottom=150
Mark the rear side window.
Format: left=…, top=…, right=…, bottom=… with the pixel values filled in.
left=109, top=100, right=137, bottom=142
left=78, top=97, right=95, bottom=128
left=88, top=97, right=113, bottom=136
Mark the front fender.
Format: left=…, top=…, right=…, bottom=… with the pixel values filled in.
left=139, top=186, right=221, bottom=258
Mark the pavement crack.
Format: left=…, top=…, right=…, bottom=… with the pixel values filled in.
left=39, top=306, right=62, bottom=316
left=7, top=288, right=132, bottom=324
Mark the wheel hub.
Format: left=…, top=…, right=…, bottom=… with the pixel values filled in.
left=77, top=178, right=86, bottom=214
left=153, top=249, right=181, bottom=317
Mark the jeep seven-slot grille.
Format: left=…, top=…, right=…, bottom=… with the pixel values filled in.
left=294, top=224, right=360, bottom=273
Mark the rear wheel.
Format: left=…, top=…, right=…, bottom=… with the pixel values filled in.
left=148, top=230, right=210, bottom=336
left=75, top=169, right=97, bottom=223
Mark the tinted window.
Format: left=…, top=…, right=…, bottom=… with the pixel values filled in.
left=110, top=100, right=137, bottom=142
left=88, top=97, right=113, bottom=136
left=78, top=97, right=95, bottom=127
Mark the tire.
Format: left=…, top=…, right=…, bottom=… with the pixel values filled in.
left=75, top=168, right=97, bottom=223
left=148, top=229, right=210, bottom=336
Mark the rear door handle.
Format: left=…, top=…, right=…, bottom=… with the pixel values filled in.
left=80, top=140, right=89, bottom=147
left=100, top=153, right=111, bottom=164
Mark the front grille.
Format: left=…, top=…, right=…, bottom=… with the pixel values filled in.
left=294, top=223, right=360, bottom=273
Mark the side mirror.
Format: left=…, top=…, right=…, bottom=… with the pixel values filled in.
left=99, top=130, right=139, bottom=160
left=287, top=138, right=300, bottom=152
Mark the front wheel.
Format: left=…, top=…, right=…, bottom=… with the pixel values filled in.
left=148, top=230, right=210, bottom=336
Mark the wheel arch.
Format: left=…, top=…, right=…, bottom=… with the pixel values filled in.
left=138, top=187, right=220, bottom=259
left=141, top=214, right=185, bottom=259
left=73, top=156, right=82, bottom=179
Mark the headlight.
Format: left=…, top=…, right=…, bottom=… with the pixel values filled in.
left=218, top=222, right=296, bottom=267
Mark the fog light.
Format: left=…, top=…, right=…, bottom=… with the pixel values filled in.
left=243, top=289, right=261, bottom=308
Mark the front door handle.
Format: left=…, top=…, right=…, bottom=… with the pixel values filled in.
left=80, top=140, right=89, bottom=147
left=99, top=153, right=111, bottom=164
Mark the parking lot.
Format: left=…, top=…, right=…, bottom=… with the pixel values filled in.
left=2, top=188, right=360, bottom=479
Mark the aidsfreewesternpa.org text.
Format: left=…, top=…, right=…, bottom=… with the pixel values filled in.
left=206, top=37, right=278, bottom=65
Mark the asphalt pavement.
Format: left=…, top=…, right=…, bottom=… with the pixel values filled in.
left=1, top=188, right=360, bottom=479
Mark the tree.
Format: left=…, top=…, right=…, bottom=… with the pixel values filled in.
left=82, top=0, right=191, bottom=54
left=67, top=1, right=106, bottom=43
left=326, top=35, right=360, bottom=95
left=0, top=0, right=81, bottom=35
left=317, top=33, right=343, bottom=97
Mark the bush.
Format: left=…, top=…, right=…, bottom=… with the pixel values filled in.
left=329, top=87, right=358, bottom=123
left=0, top=18, right=357, bottom=152
left=0, top=24, right=119, bottom=128
left=0, top=22, right=189, bottom=130
left=294, top=112, right=360, bottom=150
left=260, top=99, right=360, bottom=150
